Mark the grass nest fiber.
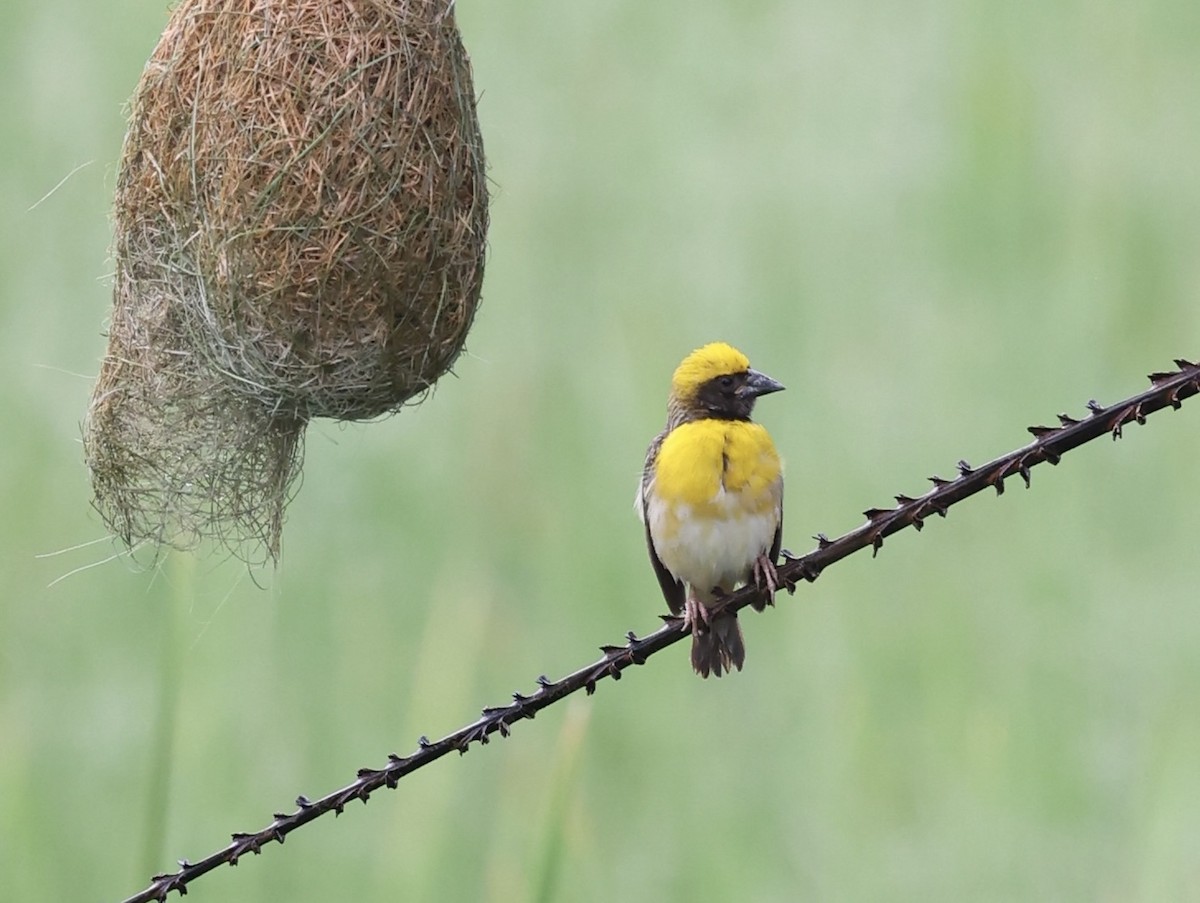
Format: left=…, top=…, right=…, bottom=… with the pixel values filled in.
left=85, top=0, right=488, bottom=563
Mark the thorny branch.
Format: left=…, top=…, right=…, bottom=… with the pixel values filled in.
left=120, top=357, right=1200, bottom=903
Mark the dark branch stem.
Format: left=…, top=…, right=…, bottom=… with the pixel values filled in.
left=119, top=357, right=1200, bottom=903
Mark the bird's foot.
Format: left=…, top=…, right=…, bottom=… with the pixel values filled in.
left=751, top=554, right=780, bottom=611
left=683, top=594, right=713, bottom=633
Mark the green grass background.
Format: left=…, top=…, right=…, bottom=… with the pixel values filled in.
left=3, top=1, right=1200, bottom=900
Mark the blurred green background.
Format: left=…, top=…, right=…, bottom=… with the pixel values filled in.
left=3, top=1, right=1200, bottom=900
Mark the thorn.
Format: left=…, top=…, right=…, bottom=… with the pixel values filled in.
left=797, top=561, right=823, bottom=582
left=585, top=662, right=616, bottom=693
left=387, top=754, right=405, bottom=765
left=626, top=631, right=639, bottom=643
left=1174, top=358, right=1197, bottom=369
left=1086, top=399, right=1104, bottom=415
left=895, top=494, right=917, bottom=505
left=956, top=460, right=973, bottom=476
left=1027, top=425, right=1057, bottom=438
left=870, top=533, right=883, bottom=557
left=813, top=532, right=832, bottom=548
left=536, top=675, right=552, bottom=690
left=929, top=475, right=951, bottom=488
left=178, top=859, right=193, bottom=869
left=459, top=725, right=484, bottom=748
left=1149, top=370, right=1178, bottom=385
left=599, top=644, right=624, bottom=656
left=512, top=691, right=532, bottom=705
left=272, top=812, right=289, bottom=822
left=1107, top=402, right=1139, bottom=430
left=1018, top=461, right=1032, bottom=488
left=1057, top=413, right=1080, bottom=426
left=417, top=736, right=430, bottom=749
left=864, top=507, right=892, bottom=522
left=296, top=795, right=313, bottom=808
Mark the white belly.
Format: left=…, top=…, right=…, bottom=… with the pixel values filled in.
left=645, top=490, right=777, bottom=601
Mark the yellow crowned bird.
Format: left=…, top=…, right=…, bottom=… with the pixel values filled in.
left=636, top=342, right=785, bottom=677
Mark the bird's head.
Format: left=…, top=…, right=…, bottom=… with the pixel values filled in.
left=668, top=342, right=784, bottom=423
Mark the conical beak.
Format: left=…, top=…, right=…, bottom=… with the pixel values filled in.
left=742, top=368, right=785, bottom=397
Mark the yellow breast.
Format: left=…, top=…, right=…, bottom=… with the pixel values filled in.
left=652, top=420, right=781, bottom=517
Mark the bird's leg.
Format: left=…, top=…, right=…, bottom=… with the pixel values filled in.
left=751, top=553, right=780, bottom=610
left=684, top=591, right=713, bottom=633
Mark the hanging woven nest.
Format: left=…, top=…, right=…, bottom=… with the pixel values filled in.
left=84, top=0, right=488, bottom=563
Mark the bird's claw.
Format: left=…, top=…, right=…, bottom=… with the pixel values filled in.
left=683, top=595, right=712, bottom=633
left=751, top=554, right=780, bottom=610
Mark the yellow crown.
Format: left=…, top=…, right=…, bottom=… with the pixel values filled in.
left=670, top=342, right=750, bottom=400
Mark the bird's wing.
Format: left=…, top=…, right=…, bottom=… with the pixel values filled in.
left=641, top=432, right=686, bottom=615
left=769, top=474, right=783, bottom=565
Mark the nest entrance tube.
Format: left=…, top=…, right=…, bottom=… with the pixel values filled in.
left=85, top=0, right=488, bottom=563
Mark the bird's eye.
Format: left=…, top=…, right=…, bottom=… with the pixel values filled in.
left=718, top=375, right=735, bottom=390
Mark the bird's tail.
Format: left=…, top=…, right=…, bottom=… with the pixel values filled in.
left=691, top=612, right=745, bottom=678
